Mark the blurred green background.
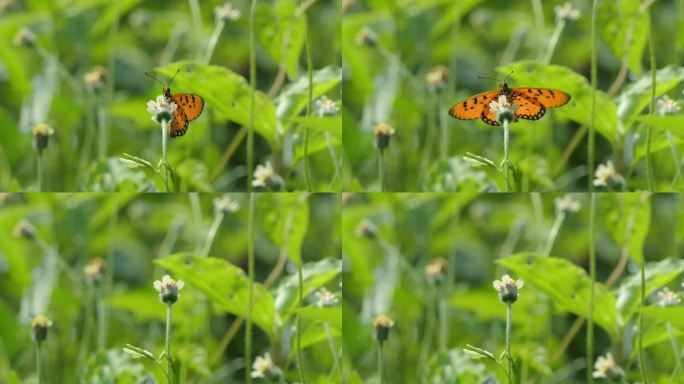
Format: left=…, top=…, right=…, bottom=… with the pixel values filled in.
left=342, top=0, right=684, bottom=192
left=342, top=192, right=684, bottom=383
left=0, top=0, right=341, bottom=192
left=0, top=192, right=341, bottom=383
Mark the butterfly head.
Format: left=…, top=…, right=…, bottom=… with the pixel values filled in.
left=500, top=82, right=513, bottom=97
left=163, top=86, right=172, bottom=99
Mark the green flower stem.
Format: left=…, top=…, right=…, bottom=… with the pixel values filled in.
left=501, top=118, right=514, bottom=192
left=638, top=255, right=649, bottom=383
left=96, top=95, right=107, bottom=161
left=438, top=93, right=448, bottom=161
left=161, top=119, right=171, bottom=192
left=203, top=20, right=226, bottom=64
left=296, top=260, right=307, bottom=384
left=324, top=322, right=341, bottom=380
left=36, top=342, right=43, bottom=384
left=589, top=0, right=598, bottom=192
left=378, top=341, right=385, bottom=384
left=543, top=211, right=566, bottom=256
left=530, top=0, right=545, bottom=58
left=246, top=193, right=255, bottom=384
left=668, top=322, right=684, bottom=380
left=303, top=5, right=314, bottom=192
left=96, top=285, right=106, bottom=353
left=646, top=11, right=657, bottom=192
left=165, top=302, right=173, bottom=383
left=188, top=0, right=203, bottom=59
left=438, top=292, right=448, bottom=352
left=325, top=132, right=341, bottom=189
left=587, top=193, right=597, bottom=384
left=247, top=0, right=258, bottom=193
left=419, top=91, right=437, bottom=175
left=200, top=211, right=225, bottom=257
left=505, top=302, right=513, bottom=384
left=667, top=131, right=684, bottom=188
left=379, top=149, right=385, bottom=192
left=37, top=150, right=45, bottom=192
left=543, top=19, right=566, bottom=64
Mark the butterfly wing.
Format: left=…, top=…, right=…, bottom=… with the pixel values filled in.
left=510, top=93, right=546, bottom=121
left=172, top=93, right=205, bottom=120
left=170, top=108, right=189, bottom=137
left=449, top=90, right=499, bottom=120
left=512, top=88, right=570, bottom=108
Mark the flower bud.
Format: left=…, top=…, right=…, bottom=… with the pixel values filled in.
left=31, top=315, right=53, bottom=343
left=373, top=314, right=395, bottom=343
left=32, top=123, right=54, bottom=152
left=373, top=123, right=395, bottom=151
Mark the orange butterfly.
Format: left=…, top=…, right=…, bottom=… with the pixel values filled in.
left=146, top=70, right=205, bottom=137
left=449, top=82, right=570, bottom=126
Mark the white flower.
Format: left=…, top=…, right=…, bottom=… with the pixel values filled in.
left=554, top=2, right=581, bottom=21
left=153, top=275, right=185, bottom=304
left=656, top=95, right=681, bottom=116
left=493, top=274, right=524, bottom=304
left=314, top=96, right=339, bottom=117
left=657, top=287, right=681, bottom=307
left=554, top=195, right=581, bottom=214
left=314, top=288, right=339, bottom=307
left=213, top=195, right=240, bottom=214
left=215, top=2, right=241, bottom=23
left=147, top=95, right=177, bottom=124
left=488, top=95, right=519, bottom=124
left=593, top=353, right=624, bottom=379
left=251, top=352, right=275, bottom=379
left=252, top=161, right=283, bottom=189
left=593, top=160, right=621, bottom=187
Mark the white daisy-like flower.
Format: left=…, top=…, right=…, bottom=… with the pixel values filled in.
left=593, top=352, right=624, bottom=379
left=488, top=95, right=519, bottom=124
left=153, top=275, right=185, bottom=304
left=314, top=288, right=339, bottom=307
left=593, top=160, right=621, bottom=187
left=657, top=287, right=681, bottom=307
left=554, top=195, right=581, bottom=214
left=252, top=161, right=283, bottom=189
left=146, top=95, right=177, bottom=124
left=656, top=95, right=681, bottom=116
left=251, top=352, right=276, bottom=379
left=213, top=195, right=240, bottom=214
left=215, top=2, right=241, bottom=23
left=554, top=2, right=581, bottom=21
left=493, top=274, right=524, bottom=304
left=314, top=96, right=340, bottom=117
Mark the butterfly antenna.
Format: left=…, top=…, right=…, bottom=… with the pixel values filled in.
left=168, top=68, right=181, bottom=87
left=503, top=70, right=514, bottom=83
left=144, top=72, right=165, bottom=87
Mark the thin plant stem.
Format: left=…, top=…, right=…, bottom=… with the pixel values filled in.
left=543, top=211, right=566, bottom=256
left=668, top=322, right=684, bottom=380
left=161, top=119, right=170, bottom=192
left=303, top=6, right=314, bottom=192
left=200, top=211, right=225, bottom=257
left=246, top=193, right=255, bottom=384
left=324, top=322, right=341, bottom=380
left=420, top=90, right=437, bottom=173
left=296, top=260, right=307, bottom=383
left=188, top=0, right=203, bottom=60
left=587, top=193, right=597, bottom=384
left=543, top=19, right=566, bottom=64
left=667, top=131, right=684, bottom=189
left=247, top=0, right=258, bottom=193
left=638, top=256, right=649, bottom=383
left=589, top=0, right=598, bottom=192
left=203, top=20, right=226, bottom=64
left=505, top=302, right=513, bottom=384
left=96, top=95, right=107, bottom=161
left=378, top=342, right=385, bottom=384
left=501, top=119, right=513, bottom=192
left=36, top=343, right=43, bottom=384
left=530, top=0, right=545, bottom=59
left=438, top=93, right=448, bottom=161
left=37, top=150, right=44, bottom=192
left=325, top=132, right=341, bottom=189
left=96, top=286, right=106, bottom=352
left=438, top=293, right=448, bottom=352
left=379, top=149, right=385, bottom=192
left=165, top=302, right=173, bottom=383
left=646, top=11, right=657, bottom=192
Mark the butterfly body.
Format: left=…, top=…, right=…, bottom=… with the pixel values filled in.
left=449, top=82, right=570, bottom=126
left=162, top=86, right=205, bottom=137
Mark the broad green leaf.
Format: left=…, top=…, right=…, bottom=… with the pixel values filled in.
left=293, top=130, right=340, bottom=164
left=602, top=193, right=651, bottom=265
left=292, top=116, right=342, bottom=140
left=634, top=316, right=683, bottom=356
left=156, top=61, right=278, bottom=144
left=616, top=258, right=684, bottom=316
left=635, top=115, right=684, bottom=138
left=637, top=307, right=684, bottom=330
left=255, top=0, right=305, bottom=79
left=497, top=253, right=618, bottom=336
left=274, top=258, right=341, bottom=318
left=263, top=194, right=309, bottom=266
left=598, top=0, right=647, bottom=76
left=155, top=253, right=276, bottom=337
left=497, top=62, right=618, bottom=145
left=290, top=310, right=341, bottom=357
left=297, top=306, right=342, bottom=330
left=275, top=66, right=342, bottom=128
left=616, top=66, right=684, bottom=126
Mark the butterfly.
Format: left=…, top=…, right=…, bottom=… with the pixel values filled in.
left=146, top=70, right=205, bottom=137
left=448, top=82, right=570, bottom=126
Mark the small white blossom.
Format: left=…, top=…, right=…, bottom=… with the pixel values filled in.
left=554, top=195, right=581, bottom=214
left=555, top=2, right=581, bottom=21
left=656, top=95, right=681, bottom=116
left=493, top=274, right=524, bottom=304
left=251, top=352, right=280, bottom=379
left=314, top=288, right=339, bottom=307
left=214, top=2, right=241, bottom=22
left=488, top=95, right=519, bottom=124
left=147, top=95, right=177, bottom=124
left=657, top=287, right=681, bottom=307
left=252, top=161, right=283, bottom=189
left=314, top=96, right=339, bottom=117
left=593, top=353, right=624, bottom=379
left=593, top=160, right=623, bottom=188
left=153, top=275, right=185, bottom=304
left=213, top=195, right=240, bottom=214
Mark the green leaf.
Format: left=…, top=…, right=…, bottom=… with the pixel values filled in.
left=263, top=194, right=309, bottom=266
left=292, top=116, right=342, bottom=140
left=598, top=0, right=648, bottom=76
left=90, top=0, right=143, bottom=37
left=155, top=253, right=276, bottom=337
left=497, top=61, right=618, bottom=145
left=635, top=115, right=684, bottom=138
left=497, top=253, right=618, bottom=336
left=297, top=306, right=342, bottom=330
left=616, top=258, right=684, bottom=316
left=255, top=0, right=305, bottom=79
left=602, top=193, right=651, bottom=265
left=156, top=61, right=278, bottom=144
left=616, top=66, right=684, bottom=126
left=637, top=306, right=684, bottom=330
left=275, top=66, right=342, bottom=129
left=274, top=258, right=341, bottom=318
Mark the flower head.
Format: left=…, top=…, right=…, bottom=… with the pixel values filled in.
left=656, top=95, right=681, bottom=116
left=153, top=275, right=185, bottom=304
left=373, top=314, right=395, bottom=343
left=593, top=160, right=625, bottom=189
left=31, top=315, right=53, bottom=343
left=84, top=66, right=107, bottom=93
left=373, top=122, right=396, bottom=150
left=426, top=66, right=449, bottom=93
left=488, top=95, right=519, bottom=124
left=215, top=2, right=241, bottom=23
left=493, top=274, right=524, bottom=304
left=314, top=287, right=339, bottom=308
left=13, top=27, right=36, bottom=47
left=314, top=96, right=340, bottom=117
left=656, top=287, right=681, bottom=307
left=356, top=27, right=378, bottom=47
left=146, top=95, right=177, bottom=124
left=592, top=352, right=624, bottom=379
left=554, top=195, right=581, bottom=214
left=13, top=218, right=36, bottom=239
left=251, top=352, right=283, bottom=380
left=32, top=123, right=54, bottom=151
left=425, top=258, right=449, bottom=283
left=554, top=2, right=581, bottom=21
left=354, top=218, right=377, bottom=239
left=213, top=195, right=240, bottom=215
left=83, top=258, right=107, bottom=285
left=252, top=161, right=284, bottom=190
